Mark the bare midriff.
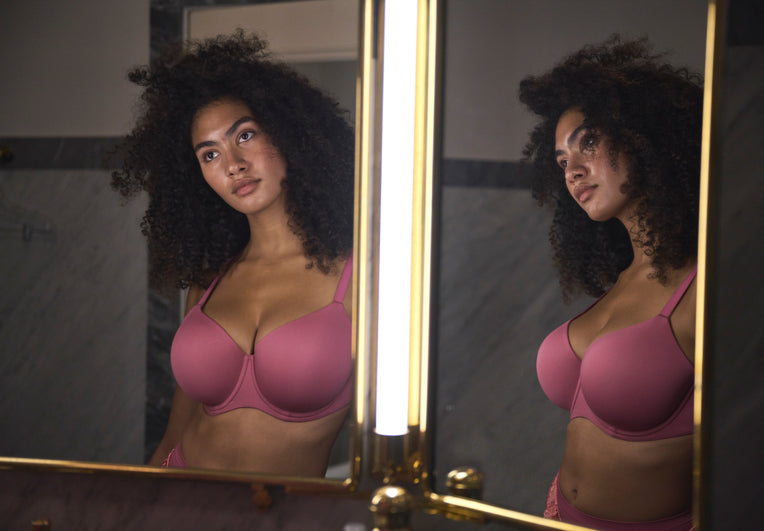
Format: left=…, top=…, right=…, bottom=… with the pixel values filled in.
left=179, top=405, right=349, bottom=476
left=559, top=418, right=692, bottom=521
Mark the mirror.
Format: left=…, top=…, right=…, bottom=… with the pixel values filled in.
left=0, top=0, right=362, bottom=486
left=431, top=0, right=709, bottom=520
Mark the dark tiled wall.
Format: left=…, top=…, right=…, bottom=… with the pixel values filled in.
left=0, top=169, right=147, bottom=463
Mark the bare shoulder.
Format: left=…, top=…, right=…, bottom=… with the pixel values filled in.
left=184, top=284, right=207, bottom=315
left=340, top=255, right=353, bottom=317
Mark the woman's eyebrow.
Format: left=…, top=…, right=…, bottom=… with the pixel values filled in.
left=193, top=116, right=256, bottom=153
left=554, top=123, right=588, bottom=158
left=224, top=116, right=256, bottom=138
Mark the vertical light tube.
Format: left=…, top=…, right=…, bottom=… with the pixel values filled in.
left=374, top=0, right=419, bottom=436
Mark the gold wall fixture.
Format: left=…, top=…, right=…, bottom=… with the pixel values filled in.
left=445, top=466, right=484, bottom=500
left=361, top=0, right=440, bottom=485
left=369, top=485, right=414, bottom=531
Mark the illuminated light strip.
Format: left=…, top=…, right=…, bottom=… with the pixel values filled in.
left=374, top=0, right=419, bottom=436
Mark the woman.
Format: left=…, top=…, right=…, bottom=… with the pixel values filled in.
left=519, top=37, right=702, bottom=529
left=111, top=31, right=355, bottom=477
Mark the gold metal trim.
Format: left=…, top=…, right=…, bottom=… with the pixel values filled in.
left=445, top=466, right=484, bottom=500
left=370, top=485, right=414, bottom=530
left=365, top=0, right=383, bottom=439
left=0, top=456, right=356, bottom=493
left=694, top=1, right=725, bottom=529
left=415, top=0, right=443, bottom=491
left=426, top=492, right=594, bottom=530
left=408, top=0, right=430, bottom=431
left=352, top=0, right=376, bottom=487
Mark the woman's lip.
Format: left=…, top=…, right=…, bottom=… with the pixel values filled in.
left=576, top=185, right=595, bottom=202
left=233, top=179, right=259, bottom=196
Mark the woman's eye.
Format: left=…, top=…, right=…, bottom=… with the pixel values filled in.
left=238, top=130, right=254, bottom=143
left=558, top=159, right=568, bottom=170
left=202, top=151, right=218, bottom=162
left=582, top=134, right=596, bottom=151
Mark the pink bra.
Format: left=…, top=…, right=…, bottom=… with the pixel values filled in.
left=171, top=257, right=352, bottom=421
left=536, top=266, right=696, bottom=441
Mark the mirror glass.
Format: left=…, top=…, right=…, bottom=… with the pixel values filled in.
left=0, top=0, right=150, bottom=466
left=0, top=0, right=359, bottom=482
left=432, top=0, right=708, bottom=517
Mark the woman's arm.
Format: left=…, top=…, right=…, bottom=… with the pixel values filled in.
left=147, top=284, right=206, bottom=465
left=147, top=385, right=199, bottom=465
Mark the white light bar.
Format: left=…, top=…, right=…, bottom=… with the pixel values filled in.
left=374, top=0, right=419, bottom=437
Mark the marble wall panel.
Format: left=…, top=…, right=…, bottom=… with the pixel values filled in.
left=434, top=185, right=591, bottom=515
left=0, top=169, right=147, bottom=464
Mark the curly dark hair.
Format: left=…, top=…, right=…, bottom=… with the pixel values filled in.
left=519, top=35, right=702, bottom=300
left=111, top=30, right=354, bottom=289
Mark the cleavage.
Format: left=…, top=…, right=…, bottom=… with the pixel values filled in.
left=568, top=296, right=662, bottom=359
left=202, top=285, right=334, bottom=355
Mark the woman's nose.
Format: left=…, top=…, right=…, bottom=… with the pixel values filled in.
left=564, top=156, right=585, bottom=182
left=226, top=153, right=247, bottom=176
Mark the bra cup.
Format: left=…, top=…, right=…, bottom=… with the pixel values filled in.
left=171, top=298, right=353, bottom=419
left=255, top=304, right=352, bottom=413
left=537, top=322, right=581, bottom=410
left=171, top=307, right=246, bottom=404
left=580, top=317, right=694, bottom=432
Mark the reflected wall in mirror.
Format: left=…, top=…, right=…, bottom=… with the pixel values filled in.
left=0, top=0, right=150, bottom=465
left=432, top=0, right=708, bottom=520
left=0, top=0, right=359, bottom=482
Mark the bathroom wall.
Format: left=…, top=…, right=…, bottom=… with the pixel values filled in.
left=0, top=170, right=147, bottom=463
left=0, top=0, right=150, bottom=463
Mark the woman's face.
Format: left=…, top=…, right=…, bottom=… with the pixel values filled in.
left=554, top=108, right=632, bottom=223
left=191, top=98, right=288, bottom=218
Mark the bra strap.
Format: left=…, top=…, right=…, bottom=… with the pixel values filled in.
left=660, top=265, right=698, bottom=316
left=333, top=254, right=354, bottom=302
left=198, top=275, right=222, bottom=306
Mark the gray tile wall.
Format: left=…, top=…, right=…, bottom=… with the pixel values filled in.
left=433, top=185, right=587, bottom=515
left=0, top=169, right=147, bottom=463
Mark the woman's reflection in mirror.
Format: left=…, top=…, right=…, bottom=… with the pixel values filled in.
left=111, top=30, right=354, bottom=476
left=519, top=36, right=701, bottom=530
